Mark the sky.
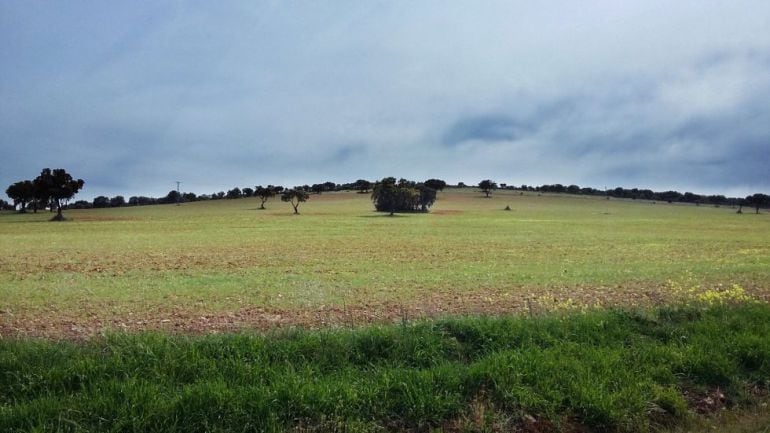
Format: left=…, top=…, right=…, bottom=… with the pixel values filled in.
left=2, top=1, right=769, bottom=199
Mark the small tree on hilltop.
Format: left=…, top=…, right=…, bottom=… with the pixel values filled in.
left=478, top=179, right=497, bottom=198
left=34, top=168, right=84, bottom=221
left=281, top=188, right=309, bottom=214
left=255, top=186, right=276, bottom=210
left=424, top=179, right=447, bottom=192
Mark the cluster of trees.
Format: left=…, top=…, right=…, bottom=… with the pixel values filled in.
left=79, top=181, right=381, bottom=210
left=463, top=180, right=769, bottom=213
left=5, top=168, right=84, bottom=220
left=371, top=177, right=440, bottom=215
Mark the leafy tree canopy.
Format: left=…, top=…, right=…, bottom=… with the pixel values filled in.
left=33, top=168, right=84, bottom=220
left=281, top=188, right=310, bottom=214
left=478, top=179, right=497, bottom=198
left=371, top=177, right=437, bottom=215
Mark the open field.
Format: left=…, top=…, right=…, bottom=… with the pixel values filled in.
left=1, top=188, right=769, bottom=338
left=2, top=189, right=769, bottom=432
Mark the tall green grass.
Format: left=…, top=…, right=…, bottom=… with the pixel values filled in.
left=2, top=304, right=769, bottom=432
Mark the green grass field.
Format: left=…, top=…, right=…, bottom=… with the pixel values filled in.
left=2, top=304, right=770, bottom=432
left=1, top=188, right=769, bottom=338
left=2, top=189, right=769, bottom=432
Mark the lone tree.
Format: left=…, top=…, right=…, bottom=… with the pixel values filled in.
left=746, top=193, right=769, bottom=214
left=478, top=179, right=497, bottom=198
left=281, top=188, right=309, bottom=214
left=254, top=185, right=276, bottom=209
left=33, top=168, right=84, bottom=221
left=5, top=180, right=35, bottom=212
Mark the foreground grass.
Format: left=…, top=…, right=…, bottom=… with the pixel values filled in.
left=2, top=304, right=769, bottom=432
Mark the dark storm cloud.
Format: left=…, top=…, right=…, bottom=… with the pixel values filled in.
left=435, top=48, right=770, bottom=193
left=442, top=115, right=533, bottom=146
left=2, top=1, right=770, bottom=198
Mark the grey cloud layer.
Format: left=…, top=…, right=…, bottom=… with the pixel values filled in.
left=1, top=1, right=769, bottom=198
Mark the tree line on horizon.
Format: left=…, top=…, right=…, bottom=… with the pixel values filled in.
left=4, top=175, right=769, bottom=215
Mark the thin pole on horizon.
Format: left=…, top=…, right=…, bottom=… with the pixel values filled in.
left=175, top=181, right=181, bottom=206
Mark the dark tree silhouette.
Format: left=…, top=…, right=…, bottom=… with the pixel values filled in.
left=354, top=179, right=372, bottom=193
left=424, top=179, right=447, bottom=191
left=163, top=190, right=182, bottom=204
left=478, top=179, right=497, bottom=198
left=93, top=196, right=110, bottom=208
left=226, top=188, right=242, bottom=199
left=5, top=180, right=35, bottom=212
left=254, top=186, right=276, bottom=209
left=371, top=177, right=437, bottom=215
left=33, top=168, right=84, bottom=220
left=371, top=177, right=400, bottom=216
left=746, top=193, right=769, bottom=214
left=281, top=188, right=309, bottom=214
left=32, top=177, right=51, bottom=213
left=416, top=183, right=437, bottom=211
left=110, top=196, right=126, bottom=207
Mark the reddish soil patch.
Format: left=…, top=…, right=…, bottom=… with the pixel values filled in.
left=432, top=209, right=464, bottom=216
left=73, top=215, right=140, bottom=222
left=0, top=284, right=710, bottom=341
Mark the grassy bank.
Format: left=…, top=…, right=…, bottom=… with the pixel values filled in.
left=2, top=303, right=769, bottom=432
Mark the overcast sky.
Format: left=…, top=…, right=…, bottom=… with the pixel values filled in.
left=2, top=1, right=769, bottom=199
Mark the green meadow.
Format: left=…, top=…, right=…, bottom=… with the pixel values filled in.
left=1, top=188, right=769, bottom=337
left=2, top=304, right=770, bottom=432
left=2, top=188, right=770, bottom=431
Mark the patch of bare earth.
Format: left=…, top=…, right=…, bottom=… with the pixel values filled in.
left=4, top=283, right=768, bottom=340
left=431, top=209, right=464, bottom=216
left=72, top=215, right=140, bottom=222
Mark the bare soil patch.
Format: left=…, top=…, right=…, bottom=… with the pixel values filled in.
left=432, top=209, right=464, bottom=216
left=73, top=215, right=140, bottom=222
left=6, top=283, right=766, bottom=340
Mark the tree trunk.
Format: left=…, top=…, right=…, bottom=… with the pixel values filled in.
left=50, top=201, right=65, bottom=221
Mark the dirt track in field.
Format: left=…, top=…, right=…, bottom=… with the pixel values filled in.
left=3, top=284, right=768, bottom=340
